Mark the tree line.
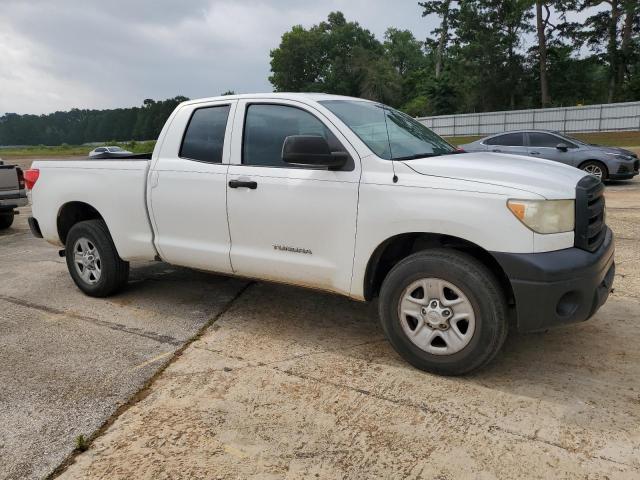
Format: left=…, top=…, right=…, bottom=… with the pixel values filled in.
left=270, top=2, right=639, bottom=115
left=1, top=1, right=637, bottom=146
left=0, top=97, right=188, bottom=146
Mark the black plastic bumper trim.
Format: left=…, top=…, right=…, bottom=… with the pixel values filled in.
left=491, top=227, right=615, bottom=332
left=28, top=216, right=43, bottom=238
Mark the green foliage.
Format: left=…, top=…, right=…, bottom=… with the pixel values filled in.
left=269, top=7, right=639, bottom=115
left=75, top=434, right=89, bottom=452
left=0, top=140, right=157, bottom=158
left=270, top=11, right=384, bottom=98
left=0, top=97, right=188, bottom=146
left=401, top=95, right=430, bottom=117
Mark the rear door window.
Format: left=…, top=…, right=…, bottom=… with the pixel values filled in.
left=485, top=133, right=525, bottom=146
left=180, top=105, right=231, bottom=163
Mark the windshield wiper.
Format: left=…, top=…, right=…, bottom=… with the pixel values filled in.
left=393, top=153, right=441, bottom=160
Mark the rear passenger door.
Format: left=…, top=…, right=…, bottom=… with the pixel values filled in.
left=483, top=132, right=528, bottom=156
left=148, top=100, right=236, bottom=272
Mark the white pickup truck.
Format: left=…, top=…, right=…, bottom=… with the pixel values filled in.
left=26, top=93, right=615, bottom=375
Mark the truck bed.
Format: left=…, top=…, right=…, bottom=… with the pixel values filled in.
left=30, top=158, right=158, bottom=261
left=86, top=152, right=153, bottom=160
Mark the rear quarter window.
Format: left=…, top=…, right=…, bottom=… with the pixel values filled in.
left=485, top=133, right=525, bottom=146
left=180, top=105, right=231, bottom=163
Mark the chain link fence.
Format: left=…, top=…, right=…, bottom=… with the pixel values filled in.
left=417, top=101, right=640, bottom=137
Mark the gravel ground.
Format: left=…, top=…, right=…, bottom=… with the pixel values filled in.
left=0, top=206, right=248, bottom=479
left=50, top=177, right=640, bottom=479
left=1, top=155, right=638, bottom=479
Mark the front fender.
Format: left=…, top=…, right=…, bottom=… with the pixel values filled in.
left=349, top=182, right=535, bottom=300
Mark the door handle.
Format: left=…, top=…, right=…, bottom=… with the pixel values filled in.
left=491, top=149, right=502, bottom=152
left=228, top=179, right=258, bottom=189
left=530, top=151, right=540, bottom=155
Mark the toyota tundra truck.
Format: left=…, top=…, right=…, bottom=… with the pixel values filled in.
left=25, top=93, right=615, bottom=375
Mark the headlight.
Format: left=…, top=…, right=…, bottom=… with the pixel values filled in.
left=507, top=199, right=574, bottom=234
left=605, top=152, right=632, bottom=160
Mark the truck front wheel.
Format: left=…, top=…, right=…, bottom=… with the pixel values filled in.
left=65, top=220, right=129, bottom=297
left=378, top=249, right=508, bottom=376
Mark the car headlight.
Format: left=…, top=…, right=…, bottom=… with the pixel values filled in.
left=605, top=152, right=632, bottom=160
left=507, top=199, right=574, bottom=234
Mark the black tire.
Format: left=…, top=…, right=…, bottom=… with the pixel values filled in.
left=0, top=212, right=14, bottom=230
left=580, top=160, right=608, bottom=181
left=65, top=219, right=129, bottom=297
left=378, top=249, right=508, bottom=376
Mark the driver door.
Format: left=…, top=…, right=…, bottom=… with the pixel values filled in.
left=225, top=99, right=361, bottom=295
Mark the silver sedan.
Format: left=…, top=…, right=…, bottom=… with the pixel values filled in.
left=459, top=130, right=638, bottom=181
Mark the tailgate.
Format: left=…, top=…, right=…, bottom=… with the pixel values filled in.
left=0, top=164, right=19, bottom=193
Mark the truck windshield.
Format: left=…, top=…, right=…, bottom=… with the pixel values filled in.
left=320, top=100, right=455, bottom=160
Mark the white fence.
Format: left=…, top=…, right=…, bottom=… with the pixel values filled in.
left=417, top=101, right=640, bottom=137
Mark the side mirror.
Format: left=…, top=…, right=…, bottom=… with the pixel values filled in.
left=282, top=135, right=348, bottom=169
left=556, top=143, right=568, bottom=152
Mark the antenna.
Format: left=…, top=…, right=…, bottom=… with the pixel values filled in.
left=379, top=104, right=398, bottom=183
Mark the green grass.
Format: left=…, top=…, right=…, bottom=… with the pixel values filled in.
left=74, top=434, right=89, bottom=452
left=446, top=130, right=640, bottom=147
left=0, top=140, right=156, bottom=158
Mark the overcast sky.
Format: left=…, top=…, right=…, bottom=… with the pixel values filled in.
left=0, top=0, right=441, bottom=115
left=1, top=0, right=600, bottom=116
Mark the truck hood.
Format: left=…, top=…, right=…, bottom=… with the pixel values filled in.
left=400, top=152, right=586, bottom=200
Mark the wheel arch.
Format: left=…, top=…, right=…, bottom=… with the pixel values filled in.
left=57, top=201, right=105, bottom=245
left=578, top=159, right=609, bottom=176
left=363, top=232, right=514, bottom=306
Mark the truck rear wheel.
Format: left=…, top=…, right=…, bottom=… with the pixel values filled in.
left=0, top=212, right=14, bottom=230
left=378, top=249, right=508, bottom=376
left=65, top=220, right=129, bottom=297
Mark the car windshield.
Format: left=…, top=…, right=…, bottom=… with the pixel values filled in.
left=320, top=100, right=455, bottom=160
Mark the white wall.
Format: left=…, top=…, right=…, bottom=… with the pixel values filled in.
left=417, top=101, right=640, bottom=137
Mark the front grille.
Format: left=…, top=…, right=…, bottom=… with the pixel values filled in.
left=617, top=164, right=630, bottom=174
left=575, top=175, right=606, bottom=252
left=634, top=160, right=639, bottom=173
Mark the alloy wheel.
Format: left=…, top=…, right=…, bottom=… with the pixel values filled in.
left=584, top=164, right=603, bottom=179
left=73, top=237, right=102, bottom=285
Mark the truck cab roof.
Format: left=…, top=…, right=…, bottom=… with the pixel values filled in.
left=180, top=92, right=375, bottom=107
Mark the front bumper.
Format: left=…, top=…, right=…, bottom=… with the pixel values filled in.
left=610, top=159, right=639, bottom=180
left=492, top=227, right=615, bottom=332
left=609, top=172, right=638, bottom=180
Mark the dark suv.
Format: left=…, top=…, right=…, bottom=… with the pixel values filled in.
left=460, top=130, right=639, bottom=181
